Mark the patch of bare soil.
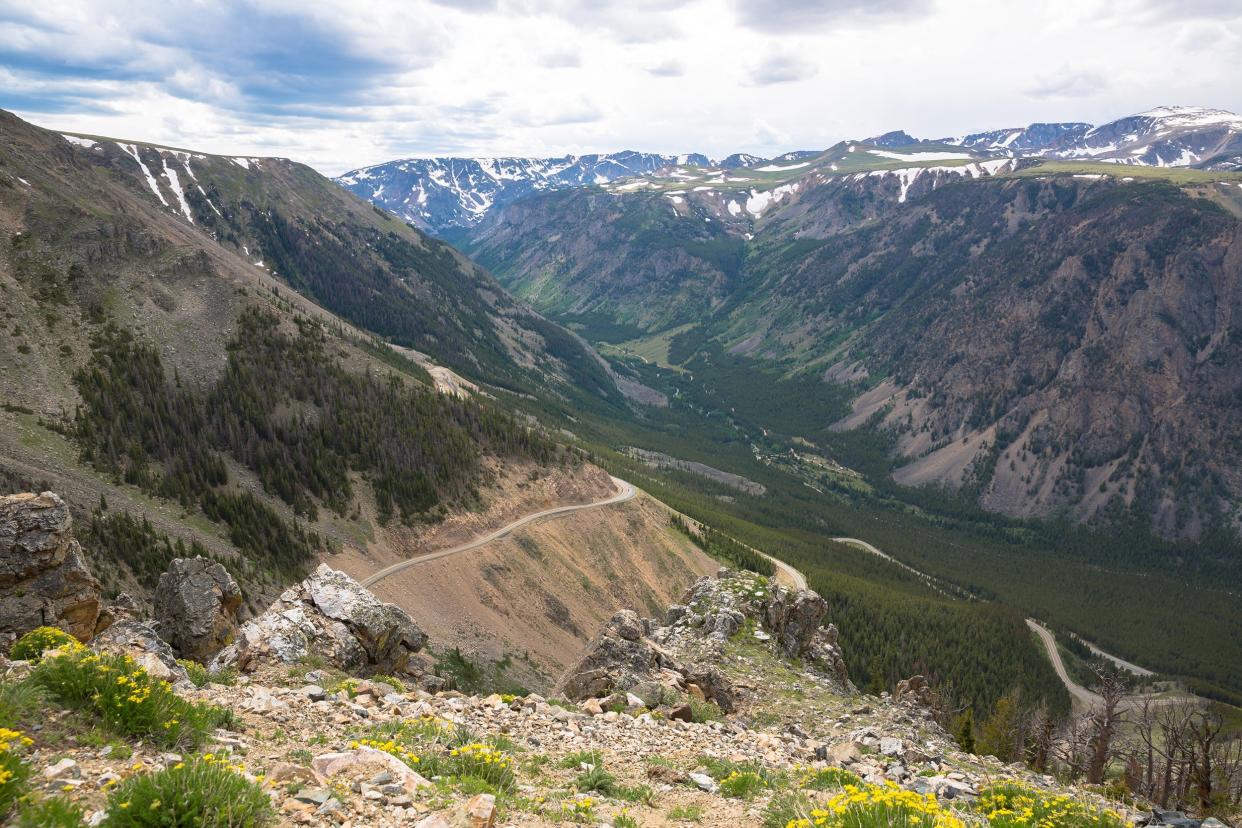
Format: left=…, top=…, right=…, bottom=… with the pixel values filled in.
left=359, top=492, right=716, bottom=691
left=332, top=461, right=617, bottom=577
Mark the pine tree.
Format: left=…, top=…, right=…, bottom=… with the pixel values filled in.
left=953, top=709, right=976, bottom=753
left=977, top=688, right=1025, bottom=762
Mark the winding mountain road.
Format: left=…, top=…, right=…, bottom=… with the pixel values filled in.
left=361, top=476, right=636, bottom=587
left=764, top=552, right=808, bottom=590
left=832, top=536, right=1116, bottom=710
left=1026, top=619, right=1102, bottom=708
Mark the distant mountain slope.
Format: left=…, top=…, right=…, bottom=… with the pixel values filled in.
left=940, top=122, right=1091, bottom=152
left=0, top=108, right=627, bottom=609
left=343, top=107, right=1242, bottom=238
left=1045, top=106, right=1242, bottom=169
left=461, top=140, right=1242, bottom=541
left=41, top=119, right=622, bottom=405
left=335, top=151, right=717, bottom=234
left=933, top=107, right=1242, bottom=169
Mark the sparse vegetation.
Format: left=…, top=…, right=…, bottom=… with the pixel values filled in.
left=100, top=755, right=274, bottom=827
left=9, top=626, right=77, bottom=662
left=30, top=645, right=233, bottom=748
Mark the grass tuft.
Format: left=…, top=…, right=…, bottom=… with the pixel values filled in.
left=100, top=756, right=274, bottom=827
left=31, top=646, right=234, bottom=748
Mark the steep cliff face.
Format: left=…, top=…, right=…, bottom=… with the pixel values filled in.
left=802, top=178, right=1242, bottom=537
left=463, top=165, right=1242, bottom=538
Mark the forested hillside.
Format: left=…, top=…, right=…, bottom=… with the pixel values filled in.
left=465, top=163, right=1242, bottom=542
left=0, top=109, right=594, bottom=608
left=459, top=161, right=1242, bottom=711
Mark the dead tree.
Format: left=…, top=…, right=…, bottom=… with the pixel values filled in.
left=1086, top=667, right=1129, bottom=784
left=1027, top=702, right=1057, bottom=774
left=1185, top=709, right=1223, bottom=813
left=1056, top=712, right=1094, bottom=780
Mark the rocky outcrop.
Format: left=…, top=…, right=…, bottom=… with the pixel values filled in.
left=661, top=570, right=851, bottom=687
left=212, top=564, right=427, bottom=674
left=94, top=618, right=190, bottom=684
left=0, top=492, right=105, bottom=646
left=558, top=570, right=852, bottom=712
left=763, top=585, right=829, bottom=659
left=894, top=675, right=936, bottom=708
left=556, top=610, right=682, bottom=701
left=153, top=556, right=242, bottom=662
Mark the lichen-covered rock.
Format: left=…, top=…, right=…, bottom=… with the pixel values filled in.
left=153, top=556, right=241, bottom=662
left=93, top=618, right=190, bottom=684
left=556, top=610, right=677, bottom=700
left=211, top=564, right=426, bottom=674
left=0, top=492, right=105, bottom=646
left=763, top=586, right=829, bottom=659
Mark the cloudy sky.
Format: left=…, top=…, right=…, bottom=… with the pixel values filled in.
left=2, top=0, right=1240, bottom=175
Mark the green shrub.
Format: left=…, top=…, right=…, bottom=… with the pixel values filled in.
left=559, top=749, right=602, bottom=769
left=668, top=804, right=703, bottom=822
left=177, top=660, right=210, bottom=688
left=976, top=781, right=1127, bottom=828
left=449, top=743, right=516, bottom=791
left=688, top=699, right=722, bottom=723
left=801, top=766, right=862, bottom=790
left=17, top=795, right=85, bottom=827
left=32, top=648, right=233, bottom=748
left=614, top=810, right=640, bottom=828
left=615, top=783, right=655, bottom=805
left=177, top=660, right=238, bottom=689
left=0, top=726, right=34, bottom=818
left=10, top=626, right=77, bottom=662
left=574, top=763, right=618, bottom=795
left=719, top=769, right=767, bottom=799
left=101, top=756, right=273, bottom=827
left=0, top=679, right=45, bottom=729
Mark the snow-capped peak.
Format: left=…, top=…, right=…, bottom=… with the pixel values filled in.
left=1132, top=106, right=1242, bottom=130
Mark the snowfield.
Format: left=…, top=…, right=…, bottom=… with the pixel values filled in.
left=870, top=150, right=974, bottom=162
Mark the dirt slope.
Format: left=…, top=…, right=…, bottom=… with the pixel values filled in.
left=354, top=491, right=716, bottom=691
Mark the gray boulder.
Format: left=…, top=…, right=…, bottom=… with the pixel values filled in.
left=556, top=610, right=737, bottom=712
left=154, top=556, right=241, bottom=662
left=94, top=618, right=190, bottom=684
left=0, top=492, right=105, bottom=646
left=211, top=564, right=426, bottom=674
left=763, top=586, right=828, bottom=659
left=557, top=610, right=677, bottom=700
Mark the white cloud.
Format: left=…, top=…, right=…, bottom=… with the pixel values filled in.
left=748, top=53, right=819, bottom=86
left=1, top=0, right=1240, bottom=174
left=647, top=58, right=685, bottom=77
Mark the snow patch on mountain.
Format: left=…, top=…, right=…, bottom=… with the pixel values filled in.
left=336, top=151, right=715, bottom=233
left=160, top=156, right=194, bottom=223
left=61, top=134, right=99, bottom=149
left=116, top=142, right=168, bottom=206
left=870, top=150, right=973, bottom=163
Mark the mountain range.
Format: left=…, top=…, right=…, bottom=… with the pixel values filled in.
left=335, top=151, right=769, bottom=234
left=338, top=106, right=1242, bottom=234
left=453, top=112, right=1242, bottom=544
left=5, top=101, right=1242, bottom=723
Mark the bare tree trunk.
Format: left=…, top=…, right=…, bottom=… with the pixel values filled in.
left=1086, top=667, right=1128, bottom=785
